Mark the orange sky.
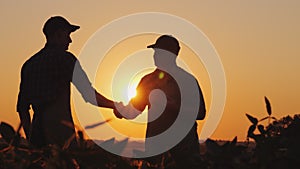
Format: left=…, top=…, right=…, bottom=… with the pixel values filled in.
left=1, top=1, right=300, bottom=141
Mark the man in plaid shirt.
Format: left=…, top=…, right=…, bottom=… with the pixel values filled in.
left=17, top=16, right=118, bottom=148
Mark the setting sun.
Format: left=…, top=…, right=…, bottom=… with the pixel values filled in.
left=127, top=81, right=138, bottom=100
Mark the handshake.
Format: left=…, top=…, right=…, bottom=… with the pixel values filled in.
left=113, top=102, right=125, bottom=119
left=112, top=102, right=141, bottom=120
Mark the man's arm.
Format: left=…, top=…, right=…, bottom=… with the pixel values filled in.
left=72, top=61, right=117, bottom=109
left=17, top=65, right=31, bottom=140
left=17, top=110, right=31, bottom=140
left=196, top=81, right=206, bottom=120
left=114, top=102, right=143, bottom=119
left=95, top=91, right=115, bottom=109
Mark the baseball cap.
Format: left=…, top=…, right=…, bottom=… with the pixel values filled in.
left=43, top=16, right=80, bottom=36
left=147, top=35, right=180, bottom=55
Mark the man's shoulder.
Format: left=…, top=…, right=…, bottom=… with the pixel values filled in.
left=141, top=68, right=195, bottom=81
left=141, top=69, right=159, bottom=80
left=22, top=49, right=43, bottom=69
left=135, top=70, right=156, bottom=87
left=64, top=50, right=76, bottom=58
left=22, top=48, right=78, bottom=71
left=177, top=67, right=197, bottom=80
left=64, top=51, right=78, bottom=62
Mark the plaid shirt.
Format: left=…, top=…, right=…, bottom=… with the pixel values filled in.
left=17, top=44, right=95, bottom=113
left=17, top=44, right=115, bottom=147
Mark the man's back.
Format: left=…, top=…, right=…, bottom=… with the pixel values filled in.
left=20, top=45, right=76, bottom=105
left=17, top=44, right=78, bottom=147
left=133, top=69, right=181, bottom=138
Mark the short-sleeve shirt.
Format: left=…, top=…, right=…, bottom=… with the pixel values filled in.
left=130, top=67, right=206, bottom=158
left=131, top=69, right=181, bottom=138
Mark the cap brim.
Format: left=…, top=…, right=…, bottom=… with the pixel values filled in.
left=69, top=25, right=80, bottom=32
left=147, top=44, right=156, bottom=48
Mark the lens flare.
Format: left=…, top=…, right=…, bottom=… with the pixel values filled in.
left=127, top=81, right=138, bottom=100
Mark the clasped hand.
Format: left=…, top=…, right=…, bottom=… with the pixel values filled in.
left=113, top=102, right=125, bottom=119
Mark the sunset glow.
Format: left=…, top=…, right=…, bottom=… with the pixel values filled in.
left=1, top=1, right=300, bottom=142
left=127, top=80, right=138, bottom=101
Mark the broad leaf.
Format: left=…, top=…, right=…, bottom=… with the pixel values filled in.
left=257, top=125, right=265, bottom=134
left=246, top=113, right=258, bottom=125
left=264, top=96, right=272, bottom=116
left=247, top=124, right=256, bottom=137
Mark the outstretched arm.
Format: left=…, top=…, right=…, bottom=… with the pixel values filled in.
left=72, top=62, right=117, bottom=109
left=196, top=81, right=206, bottom=120
left=114, top=102, right=143, bottom=119
left=95, top=91, right=115, bottom=109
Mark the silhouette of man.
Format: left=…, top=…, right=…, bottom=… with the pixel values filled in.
left=17, top=16, right=118, bottom=148
left=114, top=35, right=206, bottom=168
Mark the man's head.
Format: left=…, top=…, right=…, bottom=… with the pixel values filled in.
left=43, top=16, right=80, bottom=50
left=147, top=35, right=180, bottom=56
left=147, top=35, right=180, bottom=68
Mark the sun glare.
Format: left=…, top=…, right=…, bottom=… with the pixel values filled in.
left=127, top=82, right=138, bottom=100
left=124, top=68, right=155, bottom=103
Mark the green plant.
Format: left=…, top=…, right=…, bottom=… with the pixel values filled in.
left=245, top=97, right=300, bottom=169
left=0, top=121, right=134, bottom=169
left=1, top=96, right=300, bottom=169
left=205, top=137, right=250, bottom=169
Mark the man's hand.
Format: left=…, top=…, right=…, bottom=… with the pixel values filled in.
left=113, top=102, right=142, bottom=120
left=18, top=110, right=31, bottom=141
left=113, top=102, right=124, bottom=119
